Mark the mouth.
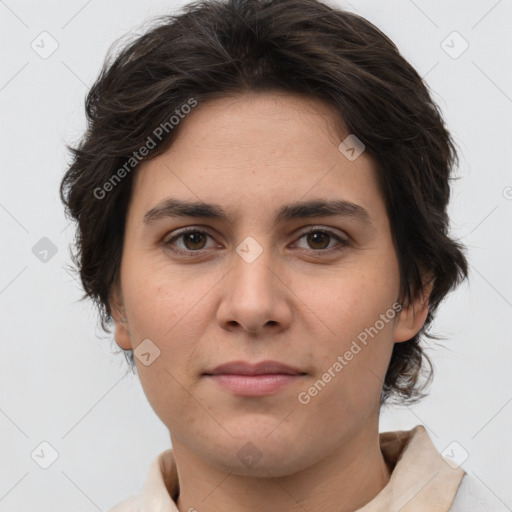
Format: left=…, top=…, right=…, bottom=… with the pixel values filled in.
left=203, top=360, right=307, bottom=396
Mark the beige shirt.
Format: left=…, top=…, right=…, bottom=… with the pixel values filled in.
left=108, top=424, right=505, bottom=511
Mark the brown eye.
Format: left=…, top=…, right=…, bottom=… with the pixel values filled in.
left=306, top=231, right=331, bottom=250
left=165, top=228, right=214, bottom=253
left=182, top=231, right=208, bottom=250
left=294, top=228, right=350, bottom=254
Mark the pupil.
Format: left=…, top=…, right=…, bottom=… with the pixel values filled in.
left=186, top=233, right=204, bottom=249
left=309, top=232, right=328, bottom=249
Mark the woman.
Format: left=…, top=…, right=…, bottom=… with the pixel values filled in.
left=60, top=0, right=505, bottom=510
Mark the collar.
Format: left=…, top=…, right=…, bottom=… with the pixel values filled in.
left=137, top=424, right=465, bottom=511
left=358, top=425, right=465, bottom=511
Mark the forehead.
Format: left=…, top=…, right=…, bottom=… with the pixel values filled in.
left=166, top=91, right=348, bottom=158
left=129, top=92, right=386, bottom=228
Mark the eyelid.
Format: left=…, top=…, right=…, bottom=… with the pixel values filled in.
left=294, top=225, right=348, bottom=241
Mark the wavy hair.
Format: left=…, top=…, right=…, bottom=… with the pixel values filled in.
left=60, top=0, right=469, bottom=406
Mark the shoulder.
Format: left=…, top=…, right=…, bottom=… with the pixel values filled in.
left=106, top=494, right=139, bottom=512
left=450, top=473, right=510, bottom=511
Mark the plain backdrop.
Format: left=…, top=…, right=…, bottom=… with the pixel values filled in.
left=1, top=0, right=511, bottom=509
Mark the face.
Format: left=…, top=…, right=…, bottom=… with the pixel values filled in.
left=111, top=92, right=429, bottom=477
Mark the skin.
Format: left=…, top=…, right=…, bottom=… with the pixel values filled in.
left=110, top=91, right=431, bottom=512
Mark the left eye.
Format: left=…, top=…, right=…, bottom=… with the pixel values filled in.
left=164, top=228, right=349, bottom=254
left=293, top=229, right=349, bottom=252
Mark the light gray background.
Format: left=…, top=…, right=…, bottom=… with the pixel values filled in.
left=1, top=0, right=511, bottom=509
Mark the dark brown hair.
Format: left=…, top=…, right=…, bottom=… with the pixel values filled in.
left=60, top=0, right=468, bottom=406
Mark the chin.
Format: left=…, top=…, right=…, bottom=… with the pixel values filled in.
left=202, top=432, right=315, bottom=478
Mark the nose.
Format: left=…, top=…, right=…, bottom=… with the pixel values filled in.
left=216, top=241, right=292, bottom=336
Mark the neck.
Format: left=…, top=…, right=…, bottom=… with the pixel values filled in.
left=171, top=426, right=392, bottom=512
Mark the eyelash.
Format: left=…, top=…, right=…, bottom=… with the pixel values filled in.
left=163, top=226, right=350, bottom=257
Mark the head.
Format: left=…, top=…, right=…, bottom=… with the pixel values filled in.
left=61, top=0, right=468, bottom=476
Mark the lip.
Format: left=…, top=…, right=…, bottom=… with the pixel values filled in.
left=204, top=360, right=305, bottom=376
left=203, top=360, right=307, bottom=397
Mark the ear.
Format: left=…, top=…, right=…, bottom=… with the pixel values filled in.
left=393, top=273, right=434, bottom=343
left=109, top=284, right=133, bottom=350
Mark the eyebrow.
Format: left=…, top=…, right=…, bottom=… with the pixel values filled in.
left=143, top=198, right=374, bottom=228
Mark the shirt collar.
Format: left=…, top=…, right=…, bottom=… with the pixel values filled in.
left=358, top=425, right=465, bottom=511
left=137, top=424, right=465, bottom=512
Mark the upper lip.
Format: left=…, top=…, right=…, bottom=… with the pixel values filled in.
left=204, top=360, right=305, bottom=376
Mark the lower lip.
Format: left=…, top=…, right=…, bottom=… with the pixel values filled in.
left=206, top=374, right=304, bottom=396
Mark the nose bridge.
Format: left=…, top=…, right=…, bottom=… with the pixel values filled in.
left=217, top=233, right=290, bottom=333
left=231, top=234, right=276, bottom=301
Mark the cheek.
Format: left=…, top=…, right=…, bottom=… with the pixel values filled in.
left=124, top=277, right=214, bottom=432
left=310, top=265, right=399, bottom=344
left=122, top=255, right=213, bottom=341
left=121, top=257, right=219, bottom=372
left=303, top=265, right=399, bottom=405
